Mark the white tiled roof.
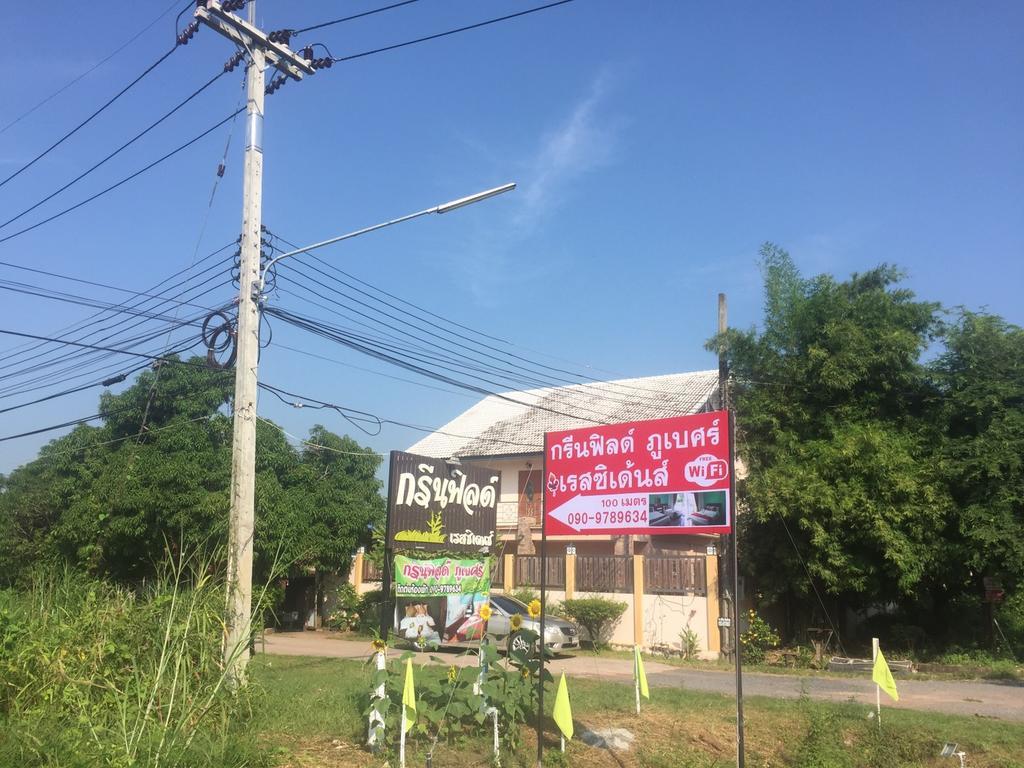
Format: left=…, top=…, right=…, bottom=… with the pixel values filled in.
left=407, top=370, right=719, bottom=459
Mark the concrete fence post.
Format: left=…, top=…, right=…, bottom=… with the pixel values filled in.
left=352, top=548, right=364, bottom=592
left=633, top=554, right=645, bottom=648
left=565, top=548, right=576, bottom=600
left=503, top=553, right=515, bottom=592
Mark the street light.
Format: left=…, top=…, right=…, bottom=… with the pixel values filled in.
left=259, top=182, right=516, bottom=292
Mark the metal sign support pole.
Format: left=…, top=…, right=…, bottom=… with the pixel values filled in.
left=536, top=452, right=548, bottom=768
left=730, top=409, right=745, bottom=767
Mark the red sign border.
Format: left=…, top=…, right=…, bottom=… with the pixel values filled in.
left=542, top=410, right=735, bottom=537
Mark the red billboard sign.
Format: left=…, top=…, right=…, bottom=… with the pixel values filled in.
left=544, top=410, right=732, bottom=536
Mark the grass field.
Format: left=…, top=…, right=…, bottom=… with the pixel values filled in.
left=249, top=655, right=1024, bottom=768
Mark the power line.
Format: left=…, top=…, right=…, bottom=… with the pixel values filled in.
left=327, top=0, right=577, bottom=64
left=0, top=0, right=185, bottom=135
left=0, top=300, right=230, bottom=399
left=0, top=375, right=231, bottom=445
left=0, top=250, right=231, bottom=310
left=0, top=261, right=232, bottom=381
left=264, top=305, right=610, bottom=426
left=0, top=333, right=209, bottom=416
left=267, top=230, right=703, bottom=407
left=258, top=382, right=543, bottom=451
left=273, top=258, right=699, bottom=418
left=0, top=42, right=184, bottom=190
left=0, top=108, right=245, bottom=246
left=0, top=241, right=234, bottom=359
left=7, top=414, right=217, bottom=462
left=273, top=342, right=477, bottom=400
left=0, top=327, right=225, bottom=377
left=0, top=60, right=241, bottom=231
left=0, top=411, right=114, bottom=443
left=292, top=0, right=422, bottom=35
left=267, top=231, right=507, bottom=343
left=0, top=279, right=224, bottom=326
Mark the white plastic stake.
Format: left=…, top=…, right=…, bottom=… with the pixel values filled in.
left=872, top=637, right=881, bottom=730
left=490, top=706, right=500, bottom=765
left=368, top=650, right=386, bottom=748
left=399, top=706, right=407, bottom=768
left=634, top=649, right=641, bottom=715
left=561, top=733, right=566, bottom=753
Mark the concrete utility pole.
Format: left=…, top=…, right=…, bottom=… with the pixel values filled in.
left=194, top=0, right=312, bottom=686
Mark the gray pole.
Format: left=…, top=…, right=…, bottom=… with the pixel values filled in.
left=718, top=293, right=745, bottom=767
left=224, top=0, right=265, bottom=686
left=718, top=293, right=731, bottom=657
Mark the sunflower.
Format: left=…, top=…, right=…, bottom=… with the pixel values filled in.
left=447, top=665, right=458, bottom=684
left=478, top=602, right=492, bottom=621
left=510, top=613, right=523, bottom=631
left=520, top=667, right=531, bottom=679
left=370, top=638, right=387, bottom=653
left=527, top=599, right=542, bottom=619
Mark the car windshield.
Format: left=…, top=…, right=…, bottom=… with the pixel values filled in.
left=490, top=594, right=528, bottom=615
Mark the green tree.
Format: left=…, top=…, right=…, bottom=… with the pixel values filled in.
left=931, top=311, right=1024, bottom=599
left=0, top=357, right=383, bottom=586
left=711, top=245, right=949, bottom=627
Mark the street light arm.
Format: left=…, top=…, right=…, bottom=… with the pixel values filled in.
left=259, top=182, right=515, bottom=289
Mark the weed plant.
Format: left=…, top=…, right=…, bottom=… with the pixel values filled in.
left=0, top=551, right=266, bottom=768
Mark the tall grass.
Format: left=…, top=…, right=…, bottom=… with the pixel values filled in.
left=0, top=551, right=267, bottom=767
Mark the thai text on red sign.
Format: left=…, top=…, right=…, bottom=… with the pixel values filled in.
left=544, top=410, right=732, bottom=536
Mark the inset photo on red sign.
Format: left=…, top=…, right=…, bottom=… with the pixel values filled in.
left=647, top=491, right=728, bottom=527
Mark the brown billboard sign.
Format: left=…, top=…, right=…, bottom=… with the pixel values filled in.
left=386, top=451, right=501, bottom=553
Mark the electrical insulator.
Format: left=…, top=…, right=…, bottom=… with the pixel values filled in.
left=176, top=21, right=199, bottom=46
left=301, top=46, right=314, bottom=62
left=217, top=163, right=226, bottom=178
left=223, top=50, right=244, bottom=73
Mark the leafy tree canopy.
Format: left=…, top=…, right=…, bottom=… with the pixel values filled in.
left=712, top=245, right=948, bottom=609
left=0, top=357, right=383, bottom=585
left=712, top=244, right=1024, bottom=649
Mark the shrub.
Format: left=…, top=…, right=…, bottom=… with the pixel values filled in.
left=679, top=626, right=701, bottom=660
left=560, top=597, right=627, bottom=650
left=357, top=589, right=384, bottom=634
left=510, top=587, right=538, bottom=605
left=997, top=588, right=1024, bottom=659
left=327, top=582, right=361, bottom=630
left=740, top=609, right=780, bottom=664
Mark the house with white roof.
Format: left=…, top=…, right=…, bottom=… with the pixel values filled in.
left=393, top=369, right=733, bottom=655
left=407, top=369, right=723, bottom=559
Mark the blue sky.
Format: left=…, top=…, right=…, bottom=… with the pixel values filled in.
left=1, top=0, right=1021, bottom=473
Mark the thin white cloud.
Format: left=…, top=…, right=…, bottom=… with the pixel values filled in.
left=515, top=70, right=620, bottom=233
left=448, top=70, right=623, bottom=304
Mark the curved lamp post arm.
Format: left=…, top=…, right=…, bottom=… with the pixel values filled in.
left=259, top=182, right=515, bottom=292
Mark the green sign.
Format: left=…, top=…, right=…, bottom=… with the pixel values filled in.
left=394, top=555, right=490, bottom=597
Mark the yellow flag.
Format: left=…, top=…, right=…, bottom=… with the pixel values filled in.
left=872, top=648, right=899, bottom=702
left=634, top=646, right=649, bottom=699
left=552, top=672, right=574, bottom=740
left=402, top=658, right=417, bottom=732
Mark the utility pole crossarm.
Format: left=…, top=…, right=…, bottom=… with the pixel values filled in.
left=195, top=1, right=314, bottom=80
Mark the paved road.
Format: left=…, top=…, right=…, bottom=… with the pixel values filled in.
left=261, top=632, right=1024, bottom=722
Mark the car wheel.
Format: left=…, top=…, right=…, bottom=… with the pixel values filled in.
left=507, top=631, right=538, bottom=657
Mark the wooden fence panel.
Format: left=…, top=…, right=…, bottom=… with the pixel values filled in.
left=515, top=555, right=565, bottom=588
left=361, top=558, right=382, bottom=583
left=644, top=556, right=706, bottom=596
left=575, top=555, right=633, bottom=593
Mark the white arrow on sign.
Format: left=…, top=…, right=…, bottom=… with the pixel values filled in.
left=548, top=493, right=651, bottom=533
